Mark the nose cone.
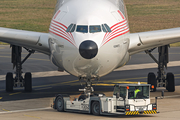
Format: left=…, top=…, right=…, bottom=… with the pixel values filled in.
left=79, top=40, right=98, bottom=59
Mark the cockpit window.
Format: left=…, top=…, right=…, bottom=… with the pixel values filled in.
left=76, top=25, right=88, bottom=33
left=66, top=24, right=73, bottom=32
left=104, top=24, right=112, bottom=32
left=70, top=24, right=76, bottom=32
left=66, top=24, right=76, bottom=32
left=102, top=24, right=107, bottom=32
left=89, top=25, right=101, bottom=33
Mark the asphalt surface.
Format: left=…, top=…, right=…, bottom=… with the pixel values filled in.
left=0, top=45, right=180, bottom=119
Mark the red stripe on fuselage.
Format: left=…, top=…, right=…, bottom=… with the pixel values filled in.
left=103, top=22, right=127, bottom=42
left=50, top=25, right=71, bottom=40
left=110, top=19, right=126, bottom=29
left=52, top=20, right=67, bottom=29
left=49, top=30, right=75, bottom=46
left=117, top=10, right=125, bottom=19
left=102, top=29, right=129, bottom=46
left=53, top=10, right=61, bottom=19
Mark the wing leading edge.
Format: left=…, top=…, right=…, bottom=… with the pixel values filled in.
left=128, top=27, right=180, bottom=55
left=0, top=27, right=50, bottom=55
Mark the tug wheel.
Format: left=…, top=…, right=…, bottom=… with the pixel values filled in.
left=92, top=101, right=100, bottom=115
left=56, top=96, right=64, bottom=112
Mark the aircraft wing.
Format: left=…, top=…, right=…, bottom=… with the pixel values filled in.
left=128, top=27, right=180, bottom=55
left=0, top=27, right=50, bottom=55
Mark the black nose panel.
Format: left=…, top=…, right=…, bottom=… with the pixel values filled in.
left=79, top=40, right=98, bottom=59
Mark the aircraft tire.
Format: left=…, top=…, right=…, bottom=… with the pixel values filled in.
left=92, top=101, right=100, bottom=116
left=148, top=72, right=156, bottom=92
left=6, top=72, right=14, bottom=92
left=24, top=72, right=32, bottom=92
left=166, top=73, right=175, bottom=92
left=56, top=96, right=64, bottom=112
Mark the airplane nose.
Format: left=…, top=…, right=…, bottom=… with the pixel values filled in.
left=79, top=40, right=98, bottom=59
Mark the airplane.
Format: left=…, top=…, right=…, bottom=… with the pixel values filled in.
left=0, top=0, right=180, bottom=93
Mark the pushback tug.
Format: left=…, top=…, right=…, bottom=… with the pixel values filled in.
left=52, top=83, right=158, bottom=115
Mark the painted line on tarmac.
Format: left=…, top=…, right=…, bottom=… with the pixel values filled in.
left=9, top=92, right=22, bottom=96
left=0, top=52, right=42, bottom=55
left=0, top=107, right=51, bottom=114
left=35, top=87, right=52, bottom=91
left=0, top=55, right=49, bottom=61
left=150, top=95, right=180, bottom=99
left=138, top=53, right=180, bottom=55
left=24, top=114, right=41, bottom=119
left=163, top=95, right=180, bottom=98
left=32, top=79, right=78, bottom=88
left=115, top=60, right=180, bottom=71
left=2, top=109, right=9, bottom=112
left=0, top=61, right=180, bottom=81
left=92, top=82, right=147, bottom=86
left=104, top=77, right=147, bottom=83
left=0, top=71, right=70, bottom=81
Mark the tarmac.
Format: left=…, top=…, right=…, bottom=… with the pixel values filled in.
left=0, top=45, right=180, bottom=119
left=0, top=87, right=180, bottom=120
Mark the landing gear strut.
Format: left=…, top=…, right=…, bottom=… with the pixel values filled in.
left=145, top=45, right=175, bottom=92
left=6, top=45, right=35, bottom=92
left=79, top=78, right=94, bottom=97
left=79, top=77, right=96, bottom=98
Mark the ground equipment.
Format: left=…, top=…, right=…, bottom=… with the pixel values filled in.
left=52, top=83, right=158, bottom=115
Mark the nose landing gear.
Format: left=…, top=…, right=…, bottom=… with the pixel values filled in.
left=79, top=78, right=94, bottom=97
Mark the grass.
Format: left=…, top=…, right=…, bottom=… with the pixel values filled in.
left=124, top=0, right=180, bottom=46
left=0, top=0, right=56, bottom=32
left=0, top=0, right=180, bottom=46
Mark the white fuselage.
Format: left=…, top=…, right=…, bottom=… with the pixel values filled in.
left=48, top=0, right=130, bottom=78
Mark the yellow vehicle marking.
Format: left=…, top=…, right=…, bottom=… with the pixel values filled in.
left=0, top=97, right=2, bottom=99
